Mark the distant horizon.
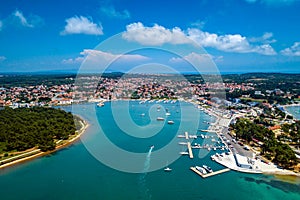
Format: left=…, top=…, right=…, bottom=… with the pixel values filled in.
left=1, top=70, right=300, bottom=76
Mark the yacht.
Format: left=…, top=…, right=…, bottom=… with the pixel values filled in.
left=180, top=152, right=189, bottom=155
left=203, top=165, right=213, bottom=173
left=167, top=120, right=174, bottom=124
left=164, top=167, right=172, bottom=172
left=157, top=117, right=164, bottom=121
left=195, top=166, right=207, bottom=174
left=97, top=102, right=104, bottom=107
left=165, top=112, right=171, bottom=116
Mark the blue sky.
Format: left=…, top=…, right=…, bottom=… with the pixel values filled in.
left=0, top=0, right=300, bottom=73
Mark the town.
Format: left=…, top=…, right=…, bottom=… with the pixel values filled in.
left=0, top=73, right=299, bottom=171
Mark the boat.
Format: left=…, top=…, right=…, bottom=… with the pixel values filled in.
left=97, top=102, right=104, bottom=107
left=164, top=167, right=172, bottom=172
left=150, top=145, right=155, bottom=149
left=157, top=117, right=164, bottom=121
left=195, top=166, right=207, bottom=174
left=167, top=120, right=174, bottom=124
left=165, top=112, right=171, bottom=116
left=140, top=113, right=145, bottom=116
left=203, top=165, right=213, bottom=173
left=178, top=142, right=187, bottom=145
left=180, top=152, right=189, bottom=155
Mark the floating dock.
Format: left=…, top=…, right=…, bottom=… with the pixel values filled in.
left=187, top=142, right=194, bottom=159
left=190, top=167, right=230, bottom=178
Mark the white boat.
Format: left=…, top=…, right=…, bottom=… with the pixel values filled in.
left=97, top=102, right=104, bottom=107
left=195, top=166, right=207, bottom=174
left=164, top=167, right=172, bottom=172
left=167, top=120, right=174, bottom=124
left=178, top=142, right=187, bottom=145
left=180, top=152, right=189, bottom=155
left=203, top=165, right=213, bottom=173
left=140, top=113, right=145, bottom=116
left=157, top=117, right=164, bottom=121
left=165, top=112, right=171, bottom=116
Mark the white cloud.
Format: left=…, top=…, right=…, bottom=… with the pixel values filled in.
left=61, top=16, right=103, bottom=35
left=169, top=52, right=223, bottom=64
left=13, top=10, right=33, bottom=27
left=187, top=28, right=276, bottom=55
left=122, top=22, right=276, bottom=55
left=122, top=22, right=191, bottom=46
left=100, top=6, right=130, bottom=19
left=62, top=49, right=149, bottom=65
left=190, top=20, right=206, bottom=29
left=280, top=42, right=300, bottom=56
left=0, top=56, right=6, bottom=62
left=249, top=32, right=276, bottom=44
left=62, top=57, right=84, bottom=64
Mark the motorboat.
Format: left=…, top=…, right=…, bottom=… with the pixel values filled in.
left=164, top=167, right=172, bottom=172
left=97, top=102, right=104, bottom=107
left=195, top=166, right=207, bottom=174
left=203, top=165, right=213, bottom=173
left=157, top=117, right=164, bottom=121
left=167, top=120, right=174, bottom=124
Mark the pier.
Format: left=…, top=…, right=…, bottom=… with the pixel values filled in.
left=185, top=131, right=189, bottom=140
left=187, top=142, right=194, bottom=159
left=190, top=167, right=230, bottom=178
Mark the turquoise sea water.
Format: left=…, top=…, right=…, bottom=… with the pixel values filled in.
left=0, top=101, right=300, bottom=200
left=286, top=105, right=300, bottom=120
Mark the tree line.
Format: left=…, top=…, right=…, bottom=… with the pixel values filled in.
left=0, top=107, right=77, bottom=153
left=231, top=118, right=298, bottom=168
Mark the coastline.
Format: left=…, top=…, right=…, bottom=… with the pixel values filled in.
left=0, top=117, right=89, bottom=170
left=1, top=100, right=299, bottom=179
left=195, top=101, right=300, bottom=178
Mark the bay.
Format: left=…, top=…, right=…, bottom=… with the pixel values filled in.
left=0, top=101, right=299, bottom=200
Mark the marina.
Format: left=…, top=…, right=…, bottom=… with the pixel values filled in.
left=190, top=167, right=231, bottom=178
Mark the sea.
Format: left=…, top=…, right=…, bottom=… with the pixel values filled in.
left=0, top=101, right=299, bottom=200
left=285, top=105, right=300, bottom=121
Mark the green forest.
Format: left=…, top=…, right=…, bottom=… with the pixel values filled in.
left=231, top=118, right=298, bottom=168
left=0, top=107, right=78, bottom=153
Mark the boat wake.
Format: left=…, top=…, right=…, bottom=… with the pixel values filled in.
left=138, top=146, right=154, bottom=200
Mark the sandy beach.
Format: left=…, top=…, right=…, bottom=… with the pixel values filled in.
left=0, top=118, right=89, bottom=170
